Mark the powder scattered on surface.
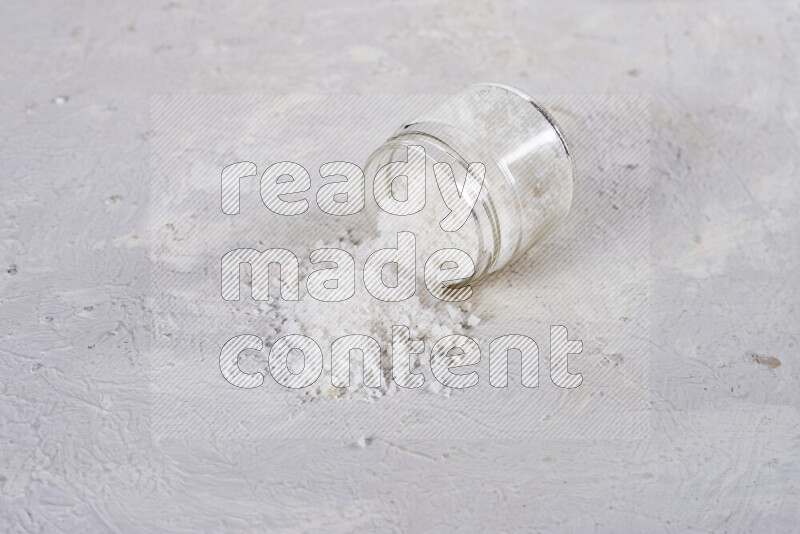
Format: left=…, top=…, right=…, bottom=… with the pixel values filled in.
left=254, top=172, right=484, bottom=401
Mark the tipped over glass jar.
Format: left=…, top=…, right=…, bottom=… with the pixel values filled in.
left=364, top=83, right=576, bottom=285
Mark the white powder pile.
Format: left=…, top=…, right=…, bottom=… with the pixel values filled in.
left=246, top=166, right=484, bottom=401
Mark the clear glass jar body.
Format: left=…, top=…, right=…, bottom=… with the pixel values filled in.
left=365, top=83, right=575, bottom=284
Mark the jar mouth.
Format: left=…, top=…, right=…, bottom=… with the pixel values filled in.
left=363, top=132, right=501, bottom=285
left=364, top=84, right=576, bottom=287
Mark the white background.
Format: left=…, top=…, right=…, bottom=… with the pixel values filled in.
left=1, top=1, right=798, bottom=531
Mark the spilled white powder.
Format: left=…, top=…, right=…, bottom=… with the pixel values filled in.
left=245, top=167, right=484, bottom=401
left=229, top=87, right=574, bottom=401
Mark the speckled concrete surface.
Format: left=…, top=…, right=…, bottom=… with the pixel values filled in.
left=1, top=1, right=799, bottom=532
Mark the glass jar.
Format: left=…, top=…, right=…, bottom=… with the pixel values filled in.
left=364, top=83, right=575, bottom=285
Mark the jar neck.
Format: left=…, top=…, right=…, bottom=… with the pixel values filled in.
left=367, top=130, right=509, bottom=284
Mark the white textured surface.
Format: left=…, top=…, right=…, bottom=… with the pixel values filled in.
left=1, top=1, right=799, bottom=532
